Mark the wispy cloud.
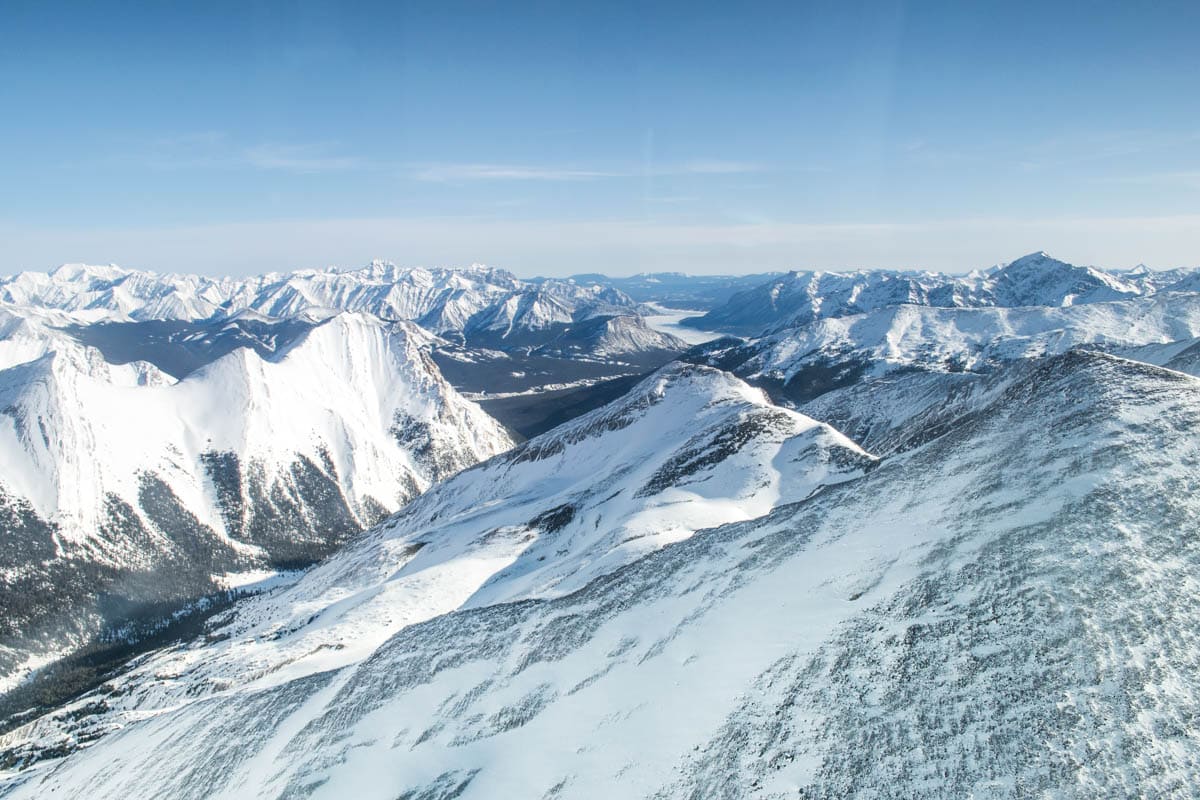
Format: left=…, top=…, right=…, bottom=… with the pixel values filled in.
left=670, top=160, right=764, bottom=175
left=101, top=135, right=766, bottom=181
left=1016, top=129, right=1200, bottom=171
left=106, top=134, right=367, bottom=174
left=243, top=144, right=365, bottom=173
left=413, top=164, right=619, bottom=182
left=413, top=160, right=764, bottom=182
left=1099, top=170, right=1200, bottom=188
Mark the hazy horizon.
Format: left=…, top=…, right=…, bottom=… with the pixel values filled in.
left=3, top=228, right=1197, bottom=280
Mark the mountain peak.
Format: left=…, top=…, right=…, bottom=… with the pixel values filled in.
left=1003, top=251, right=1059, bottom=269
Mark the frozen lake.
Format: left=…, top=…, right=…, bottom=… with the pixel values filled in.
left=642, top=303, right=725, bottom=345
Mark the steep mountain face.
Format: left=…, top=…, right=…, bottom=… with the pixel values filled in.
left=0, top=364, right=873, bottom=775
left=0, top=312, right=513, bottom=692
left=4, top=352, right=1198, bottom=798
left=686, top=252, right=1188, bottom=337
left=520, top=314, right=689, bottom=362
left=687, top=291, right=1200, bottom=405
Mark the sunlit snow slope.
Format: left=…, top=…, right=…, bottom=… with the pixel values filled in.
left=3, top=352, right=1197, bottom=798
left=0, top=363, right=873, bottom=779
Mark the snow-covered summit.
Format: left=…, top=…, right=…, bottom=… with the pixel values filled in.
left=982, top=250, right=1139, bottom=307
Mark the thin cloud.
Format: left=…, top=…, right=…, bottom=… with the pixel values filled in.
left=414, top=164, right=619, bottom=182
left=1099, top=170, right=1200, bottom=188
left=242, top=145, right=365, bottom=172
left=674, top=160, right=762, bottom=175
left=105, top=135, right=366, bottom=173
left=1018, top=129, right=1200, bottom=171
left=413, top=160, right=764, bottom=182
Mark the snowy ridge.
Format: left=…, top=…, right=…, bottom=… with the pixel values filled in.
left=3, top=352, right=1199, bottom=797
left=6, top=251, right=1200, bottom=797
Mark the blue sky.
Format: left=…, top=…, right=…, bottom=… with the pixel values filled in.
left=2, top=0, right=1198, bottom=275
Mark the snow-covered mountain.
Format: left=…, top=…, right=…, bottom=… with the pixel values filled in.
left=0, top=262, right=513, bottom=324
left=4, top=350, right=1198, bottom=797
left=688, top=290, right=1200, bottom=404
left=5, top=251, right=1200, bottom=797
left=0, top=310, right=512, bottom=691
left=0, top=262, right=693, bottom=444
left=0, top=363, right=873, bottom=775
left=686, top=251, right=1198, bottom=337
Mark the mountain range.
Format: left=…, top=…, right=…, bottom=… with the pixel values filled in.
left=686, top=251, right=1198, bottom=337
left=2, top=251, right=1199, bottom=798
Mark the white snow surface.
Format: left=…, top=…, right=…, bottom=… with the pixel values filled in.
left=0, top=310, right=514, bottom=691
left=3, top=353, right=1199, bottom=798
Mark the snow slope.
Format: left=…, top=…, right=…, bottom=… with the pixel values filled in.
left=4, top=352, right=1199, bottom=797
left=0, top=363, right=873, bottom=774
